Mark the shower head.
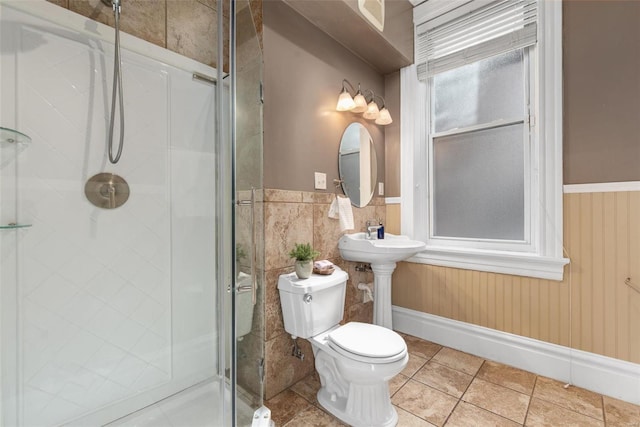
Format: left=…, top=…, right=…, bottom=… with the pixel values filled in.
left=101, top=0, right=121, bottom=9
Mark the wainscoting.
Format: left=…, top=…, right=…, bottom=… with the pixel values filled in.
left=389, top=188, right=640, bottom=403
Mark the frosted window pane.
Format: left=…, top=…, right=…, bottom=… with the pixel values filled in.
left=433, top=124, right=525, bottom=240
left=433, top=49, right=525, bottom=133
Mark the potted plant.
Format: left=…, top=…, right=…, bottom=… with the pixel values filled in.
left=289, top=242, right=320, bottom=279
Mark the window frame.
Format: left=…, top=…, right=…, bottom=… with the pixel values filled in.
left=401, top=0, right=569, bottom=281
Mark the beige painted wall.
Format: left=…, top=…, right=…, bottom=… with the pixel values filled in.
left=263, top=0, right=385, bottom=192
left=563, top=0, right=640, bottom=184
left=384, top=1, right=640, bottom=191
left=389, top=191, right=640, bottom=364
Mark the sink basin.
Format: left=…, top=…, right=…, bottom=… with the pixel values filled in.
left=338, top=233, right=426, bottom=330
left=338, top=232, right=426, bottom=264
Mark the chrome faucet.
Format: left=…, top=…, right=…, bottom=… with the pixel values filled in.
left=365, top=219, right=381, bottom=240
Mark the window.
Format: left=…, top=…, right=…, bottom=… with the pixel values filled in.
left=401, top=0, right=568, bottom=280
left=431, top=48, right=530, bottom=250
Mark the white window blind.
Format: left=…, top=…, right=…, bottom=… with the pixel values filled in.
left=416, top=0, right=537, bottom=80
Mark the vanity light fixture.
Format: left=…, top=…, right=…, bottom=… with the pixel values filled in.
left=335, top=79, right=392, bottom=125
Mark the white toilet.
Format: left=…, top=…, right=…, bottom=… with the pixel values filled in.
left=278, top=266, right=408, bottom=427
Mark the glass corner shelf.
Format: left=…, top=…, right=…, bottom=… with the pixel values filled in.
left=0, top=223, right=33, bottom=230
left=1, top=127, right=32, bottom=146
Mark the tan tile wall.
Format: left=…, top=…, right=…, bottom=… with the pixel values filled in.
left=45, top=0, right=266, bottom=70
left=46, top=0, right=216, bottom=67
left=262, top=189, right=387, bottom=399
left=390, top=191, right=640, bottom=364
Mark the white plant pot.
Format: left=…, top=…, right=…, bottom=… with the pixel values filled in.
left=295, top=260, right=313, bottom=279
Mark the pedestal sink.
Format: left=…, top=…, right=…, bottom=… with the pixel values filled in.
left=338, top=233, right=426, bottom=329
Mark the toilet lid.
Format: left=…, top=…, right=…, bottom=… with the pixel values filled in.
left=328, top=322, right=406, bottom=363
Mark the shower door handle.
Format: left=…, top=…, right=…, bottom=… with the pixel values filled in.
left=236, top=188, right=257, bottom=305
left=249, top=187, right=256, bottom=305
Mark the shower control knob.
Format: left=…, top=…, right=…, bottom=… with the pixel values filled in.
left=85, top=173, right=130, bottom=209
left=303, top=293, right=312, bottom=303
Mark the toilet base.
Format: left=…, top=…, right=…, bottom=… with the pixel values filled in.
left=316, top=383, right=398, bottom=427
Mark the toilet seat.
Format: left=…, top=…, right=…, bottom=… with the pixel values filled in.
left=327, top=322, right=407, bottom=364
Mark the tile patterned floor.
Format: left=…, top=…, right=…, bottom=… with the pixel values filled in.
left=266, top=333, right=640, bottom=426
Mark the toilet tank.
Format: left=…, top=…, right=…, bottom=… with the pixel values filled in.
left=278, top=267, right=348, bottom=339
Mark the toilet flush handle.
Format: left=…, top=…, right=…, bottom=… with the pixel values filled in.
left=303, top=294, right=312, bottom=303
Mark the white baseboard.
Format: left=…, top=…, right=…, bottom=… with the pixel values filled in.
left=393, top=306, right=640, bottom=405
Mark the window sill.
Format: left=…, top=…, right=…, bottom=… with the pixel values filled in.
left=407, top=246, right=569, bottom=281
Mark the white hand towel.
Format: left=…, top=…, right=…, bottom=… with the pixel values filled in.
left=336, top=196, right=355, bottom=231
left=328, top=197, right=339, bottom=219
left=328, top=195, right=355, bottom=231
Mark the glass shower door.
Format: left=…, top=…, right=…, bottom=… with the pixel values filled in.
left=230, top=0, right=266, bottom=425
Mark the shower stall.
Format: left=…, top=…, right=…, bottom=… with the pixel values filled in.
left=0, top=0, right=264, bottom=425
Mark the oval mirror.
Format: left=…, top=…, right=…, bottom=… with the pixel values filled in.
left=338, top=123, right=377, bottom=207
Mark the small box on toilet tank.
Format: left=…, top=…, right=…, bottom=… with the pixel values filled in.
left=277, top=267, right=347, bottom=339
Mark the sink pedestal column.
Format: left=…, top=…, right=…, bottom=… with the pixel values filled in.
left=370, top=262, right=397, bottom=329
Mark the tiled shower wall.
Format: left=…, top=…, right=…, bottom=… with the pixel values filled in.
left=0, top=4, right=217, bottom=425
left=259, top=189, right=386, bottom=399
left=46, top=0, right=222, bottom=68
left=46, top=0, right=263, bottom=71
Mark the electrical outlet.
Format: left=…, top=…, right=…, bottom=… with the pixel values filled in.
left=378, top=182, right=384, bottom=195
left=314, top=172, right=327, bottom=190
